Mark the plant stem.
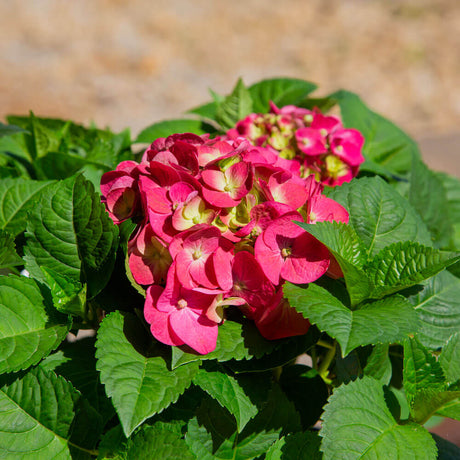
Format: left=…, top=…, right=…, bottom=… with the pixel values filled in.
left=317, top=339, right=335, bottom=350
left=318, top=340, right=337, bottom=383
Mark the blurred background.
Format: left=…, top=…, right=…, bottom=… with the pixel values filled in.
left=0, top=0, right=459, bottom=441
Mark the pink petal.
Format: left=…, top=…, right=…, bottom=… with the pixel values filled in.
left=308, top=196, right=349, bottom=224
left=201, top=168, right=227, bottom=191
left=144, top=286, right=184, bottom=347
left=295, top=128, right=328, bottom=156
left=254, top=233, right=284, bottom=285
left=169, top=308, right=218, bottom=354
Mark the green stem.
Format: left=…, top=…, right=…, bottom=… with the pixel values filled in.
left=311, top=346, right=318, bottom=371
left=317, top=339, right=335, bottom=350
left=68, top=440, right=98, bottom=457
left=318, top=341, right=337, bottom=383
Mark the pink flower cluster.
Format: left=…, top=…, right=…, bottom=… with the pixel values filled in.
left=227, top=102, right=365, bottom=186
left=101, top=108, right=354, bottom=355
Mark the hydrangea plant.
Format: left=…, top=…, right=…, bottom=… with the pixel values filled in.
left=0, top=77, right=459, bottom=459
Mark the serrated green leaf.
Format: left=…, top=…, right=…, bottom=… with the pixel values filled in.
left=436, top=399, right=460, bottom=421
left=0, top=367, right=95, bottom=459
left=363, top=344, right=392, bottom=385
left=403, top=337, right=446, bottom=401
left=216, top=78, right=253, bottom=130
left=320, top=377, right=437, bottom=460
left=0, top=275, right=69, bottom=374
left=135, top=119, right=216, bottom=143
left=187, top=101, right=219, bottom=121
left=403, top=337, right=460, bottom=423
left=296, top=221, right=371, bottom=305
left=248, top=78, right=317, bottom=113
left=285, top=282, right=418, bottom=356
left=439, top=333, right=460, bottom=384
left=95, top=311, right=199, bottom=437
left=0, top=178, right=53, bottom=236
left=193, top=364, right=258, bottom=431
left=185, top=417, right=215, bottom=460
left=408, top=271, right=460, bottom=349
left=409, top=159, right=453, bottom=248
left=97, top=425, right=128, bottom=460
left=125, top=422, right=194, bottom=460
left=331, top=90, right=421, bottom=174
left=279, top=365, right=328, bottom=429
left=327, top=176, right=432, bottom=258
left=266, top=431, right=322, bottom=460
left=24, top=174, right=119, bottom=297
left=365, top=241, right=460, bottom=299
left=33, top=152, right=87, bottom=180
left=0, top=229, right=22, bottom=268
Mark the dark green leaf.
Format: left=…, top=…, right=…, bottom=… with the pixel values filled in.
left=216, top=78, right=253, bottom=130
left=432, top=433, right=460, bottom=460
left=192, top=364, right=257, bottom=431
left=409, top=160, right=453, bottom=248
left=331, top=90, right=421, bottom=174
left=248, top=78, right=317, bottom=113
left=125, top=422, right=194, bottom=460
left=95, top=311, right=199, bottom=437
left=320, top=377, right=437, bottom=460
left=266, top=431, right=322, bottom=460
left=285, top=282, right=418, bottom=356
left=279, top=365, right=328, bottom=429
left=0, top=122, right=28, bottom=138
left=135, top=119, right=216, bottom=143
left=408, top=271, right=460, bottom=349
left=24, top=174, right=119, bottom=297
left=0, top=275, right=69, bottom=373
left=363, top=344, right=392, bottom=385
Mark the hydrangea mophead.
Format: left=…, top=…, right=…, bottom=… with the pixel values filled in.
left=100, top=104, right=364, bottom=355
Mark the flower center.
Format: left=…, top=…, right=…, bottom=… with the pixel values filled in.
left=281, top=247, right=292, bottom=258
left=177, top=299, right=188, bottom=309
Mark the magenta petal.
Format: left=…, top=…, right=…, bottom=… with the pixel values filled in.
left=212, top=247, right=233, bottom=291
left=254, top=233, right=283, bottom=285
left=169, top=309, right=218, bottom=354
left=201, top=168, right=227, bottom=191
left=309, top=196, right=349, bottom=224
left=129, top=252, right=154, bottom=285
left=295, top=128, right=327, bottom=156
left=202, top=187, right=241, bottom=208
left=169, top=182, right=196, bottom=205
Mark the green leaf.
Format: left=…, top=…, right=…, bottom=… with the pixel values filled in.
left=216, top=78, right=253, bottom=130
left=97, top=425, right=128, bottom=460
left=363, top=344, right=392, bottom=385
left=365, top=242, right=460, bottom=299
left=408, top=271, right=460, bottom=349
left=135, top=119, right=216, bottom=143
left=403, top=337, right=446, bottom=400
left=248, top=78, right=317, bottom=113
left=33, top=152, right=87, bottom=180
left=51, top=337, right=115, bottom=425
left=331, top=90, right=421, bottom=174
left=403, top=337, right=460, bottom=423
left=0, top=367, right=94, bottom=459
left=42, top=267, right=87, bottom=317
left=409, top=159, right=453, bottom=248
left=327, top=176, right=432, bottom=258
left=0, top=177, right=53, bottom=236
left=439, top=333, right=460, bottom=384
left=24, top=174, right=119, bottom=297
left=0, top=275, right=69, bottom=374
left=187, top=101, right=219, bottom=121
left=0, top=122, right=28, bottom=138
left=296, top=221, right=371, bottom=305
left=436, top=399, right=460, bottom=421
left=285, top=282, right=418, bottom=356
left=0, top=229, right=22, bottom=268
left=192, top=364, right=258, bottom=431
left=320, top=377, right=437, bottom=460
left=279, top=365, right=329, bottom=429
left=95, top=311, right=199, bottom=437
left=125, top=422, right=194, bottom=460
left=266, top=431, right=322, bottom=460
